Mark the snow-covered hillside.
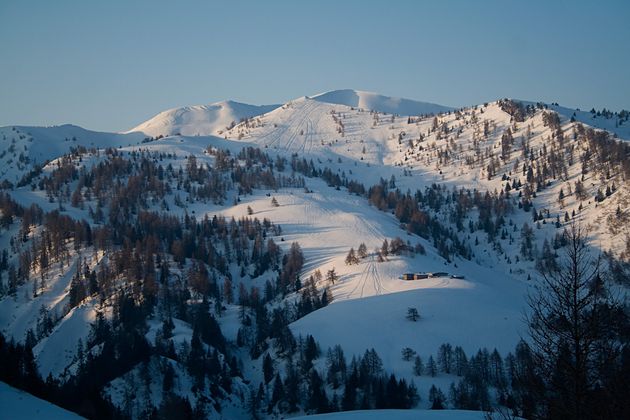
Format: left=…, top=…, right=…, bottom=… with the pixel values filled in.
left=222, top=95, right=427, bottom=183
left=223, top=95, right=630, bottom=260
left=126, top=100, right=280, bottom=138
left=0, top=124, right=146, bottom=185
left=0, top=382, right=83, bottom=419
left=0, top=90, right=628, bottom=419
left=546, top=102, right=630, bottom=140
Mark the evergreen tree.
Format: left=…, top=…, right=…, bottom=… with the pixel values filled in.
left=438, top=343, right=453, bottom=374
left=262, top=353, right=274, bottom=384
left=401, top=347, right=416, bottom=361
left=453, top=346, right=469, bottom=376
left=308, top=370, right=329, bottom=413
left=406, top=307, right=420, bottom=321
left=284, top=359, right=300, bottom=412
left=413, top=355, right=424, bottom=376
left=428, top=385, right=445, bottom=409
left=381, top=239, right=389, bottom=258
left=326, top=268, right=338, bottom=285
left=345, top=248, right=358, bottom=265
left=426, top=355, right=437, bottom=377
left=269, top=373, right=284, bottom=413
left=357, top=243, right=368, bottom=259
left=341, top=366, right=358, bottom=411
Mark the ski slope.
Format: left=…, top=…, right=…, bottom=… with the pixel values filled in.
left=213, top=181, right=474, bottom=300
left=223, top=95, right=418, bottom=185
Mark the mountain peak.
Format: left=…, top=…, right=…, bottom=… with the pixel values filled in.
left=311, top=89, right=453, bottom=116
left=126, top=100, right=280, bottom=137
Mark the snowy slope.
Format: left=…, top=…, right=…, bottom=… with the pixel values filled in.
left=224, top=95, right=413, bottom=182
left=212, top=183, right=491, bottom=301
left=0, top=382, right=83, bottom=419
left=0, top=124, right=145, bottom=184
left=547, top=102, right=630, bottom=140
left=313, top=89, right=453, bottom=115
left=209, top=181, right=526, bottom=384
left=226, top=96, right=630, bottom=260
left=0, top=243, right=105, bottom=379
left=291, top=272, right=524, bottom=375
left=126, top=100, right=280, bottom=137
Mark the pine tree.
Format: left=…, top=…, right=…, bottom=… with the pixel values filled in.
left=413, top=355, right=424, bottom=376
left=308, top=370, right=329, bottom=413
left=262, top=353, right=274, bottom=384
left=429, top=385, right=445, bottom=409
left=406, top=307, right=420, bottom=321
left=222, top=277, right=233, bottom=304
left=401, top=347, right=416, bottom=361
left=320, top=287, right=333, bottom=307
left=341, top=368, right=357, bottom=411
left=381, top=239, right=389, bottom=258
left=453, top=346, right=468, bottom=376
left=437, top=343, right=453, bottom=374
left=345, top=248, right=358, bottom=265
left=426, top=355, right=437, bottom=377
left=357, top=243, right=368, bottom=259
left=326, top=268, right=338, bottom=285
left=284, top=359, right=300, bottom=412
left=269, top=373, right=284, bottom=412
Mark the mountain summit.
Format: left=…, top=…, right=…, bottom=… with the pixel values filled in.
left=127, top=90, right=453, bottom=139
left=311, top=89, right=453, bottom=115
left=126, top=100, right=280, bottom=137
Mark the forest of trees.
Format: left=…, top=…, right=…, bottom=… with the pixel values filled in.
left=0, top=124, right=628, bottom=419
left=0, top=144, right=341, bottom=417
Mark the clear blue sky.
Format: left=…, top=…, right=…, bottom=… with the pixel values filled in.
left=1, top=0, right=628, bottom=132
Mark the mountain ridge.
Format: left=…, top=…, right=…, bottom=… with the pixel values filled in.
left=312, top=89, right=453, bottom=116
left=125, top=100, right=281, bottom=138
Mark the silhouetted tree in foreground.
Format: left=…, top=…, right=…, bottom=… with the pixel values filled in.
left=525, top=222, right=629, bottom=420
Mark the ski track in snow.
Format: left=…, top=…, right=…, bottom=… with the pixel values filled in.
left=254, top=100, right=318, bottom=153
left=343, top=256, right=390, bottom=299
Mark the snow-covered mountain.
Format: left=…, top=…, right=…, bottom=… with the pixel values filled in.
left=0, top=90, right=628, bottom=419
left=126, top=100, right=280, bottom=138
left=312, top=89, right=453, bottom=115
left=126, top=90, right=453, bottom=140
left=0, top=124, right=146, bottom=185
